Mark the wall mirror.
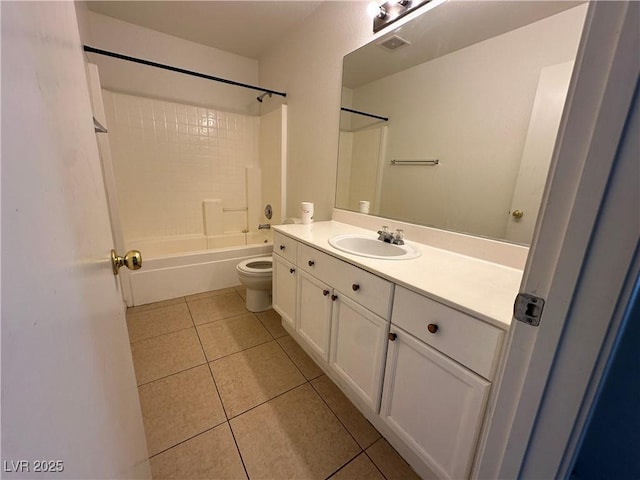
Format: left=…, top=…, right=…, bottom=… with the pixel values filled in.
left=336, top=1, right=588, bottom=245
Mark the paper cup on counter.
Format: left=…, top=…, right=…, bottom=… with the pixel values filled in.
left=300, top=202, right=314, bottom=225
left=359, top=201, right=370, bottom=214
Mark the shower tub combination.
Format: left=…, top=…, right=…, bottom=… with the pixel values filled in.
left=123, top=231, right=272, bottom=306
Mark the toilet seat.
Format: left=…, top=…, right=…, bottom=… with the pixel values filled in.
left=236, top=256, right=273, bottom=275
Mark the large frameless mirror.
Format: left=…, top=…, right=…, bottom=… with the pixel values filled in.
left=336, top=1, right=588, bottom=244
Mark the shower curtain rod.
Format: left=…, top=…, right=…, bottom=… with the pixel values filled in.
left=340, top=107, right=388, bottom=122
left=83, top=45, right=287, bottom=98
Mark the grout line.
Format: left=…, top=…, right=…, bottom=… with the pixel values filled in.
left=308, top=379, right=370, bottom=453
left=135, top=361, right=209, bottom=388
left=363, top=443, right=390, bottom=480
left=187, top=297, right=252, bottom=479
left=225, top=381, right=309, bottom=422
left=126, top=296, right=186, bottom=314
left=129, top=324, right=195, bottom=346
left=147, top=423, right=224, bottom=460
left=323, top=451, right=365, bottom=480
left=191, top=308, right=255, bottom=328
left=205, top=337, right=277, bottom=364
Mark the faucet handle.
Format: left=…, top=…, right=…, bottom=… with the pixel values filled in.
left=381, top=226, right=390, bottom=234
left=394, top=229, right=405, bottom=245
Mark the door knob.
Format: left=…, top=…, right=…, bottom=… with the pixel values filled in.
left=511, top=209, right=524, bottom=219
left=111, top=249, right=142, bottom=275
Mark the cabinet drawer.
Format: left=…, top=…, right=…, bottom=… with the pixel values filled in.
left=273, top=231, right=297, bottom=264
left=298, top=243, right=393, bottom=318
left=391, top=286, right=503, bottom=380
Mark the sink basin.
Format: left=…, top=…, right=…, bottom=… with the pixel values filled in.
left=328, top=234, right=421, bottom=260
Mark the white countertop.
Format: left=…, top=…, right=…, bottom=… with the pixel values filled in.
left=273, top=221, right=524, bottom=330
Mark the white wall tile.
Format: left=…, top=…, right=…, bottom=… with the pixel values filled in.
left=104, top=91, right=261, bottom=242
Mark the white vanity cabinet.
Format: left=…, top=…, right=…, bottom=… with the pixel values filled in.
left=272, top=232, right=298, bottom=328
left=380, top=286, right=503, bottom=479
left=297, top=242, right=393, bottom=411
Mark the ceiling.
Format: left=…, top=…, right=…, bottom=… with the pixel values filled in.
left=86, top=1, right=326, bottom=60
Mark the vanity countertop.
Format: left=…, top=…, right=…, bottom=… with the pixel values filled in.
left=273, top=221, right=524, bottom=330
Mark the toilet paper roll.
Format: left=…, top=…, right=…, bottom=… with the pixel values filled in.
left=359, top=201, right=370, bottom=214
left=283, top=217, right=302, bottom=224
left=300, top=202, right=314, bottom=225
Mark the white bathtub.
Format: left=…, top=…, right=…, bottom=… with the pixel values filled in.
left=124, top=232, right=272, bottom=306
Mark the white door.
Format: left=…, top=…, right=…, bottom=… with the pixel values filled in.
left=505, top=61, right=574, bottom=244
left=477, top=3, right=639, bottom=479
left=2, top=3, right=150, bottom=479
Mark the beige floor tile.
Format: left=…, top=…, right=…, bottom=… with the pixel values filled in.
left=138, top=365, right=226, bottom=456
left=185, top=287, right=237, bottom=302
left=187, top=291, right=247, bottom=325
left=230, top=383, right=360, bottom=480
left=126, top=297, right=185, bottom=315
left=196, top=313, right=272, bottom=361
left=256, top=309, right=287, bottom=339
left=329, top=453, right=385, bottom=480
left=311, top=375, right=381, bottom=449
left=234, top=285, right=247, bottom=300
left=210, top=341, right=305, bottom=417
left=366, top=438, right=424, bottom=480
left=150, top=423, right=247, bottom=480
left=131, top=328, right=206, bottom=385
left=126, top=302, right=193, bottom=343
left=277, top=335, right=324, bottom=380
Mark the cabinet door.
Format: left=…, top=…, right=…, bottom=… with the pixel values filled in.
left=273, top=254, right=297, bottom=329
left=330, top=294, right=389, bottom=412
left=381, top=327, right=490, bottom=480
left=297, top=270, right=333, bottom=361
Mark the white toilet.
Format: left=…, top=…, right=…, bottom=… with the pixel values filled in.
left=236, top=256, right=273, bottom=312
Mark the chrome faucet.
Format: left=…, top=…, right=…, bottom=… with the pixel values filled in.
left=377, top=226, right=405, bottom=245
left=258, top=223, right=271, bottom=230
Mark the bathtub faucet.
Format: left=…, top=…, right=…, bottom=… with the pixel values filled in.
left=258, top=223, right=271, bottom=230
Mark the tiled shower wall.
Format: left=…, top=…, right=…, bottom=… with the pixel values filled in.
left=102, top=90, right=260, bottom=242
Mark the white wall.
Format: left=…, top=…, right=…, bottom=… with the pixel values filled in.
left=352, top=6, right=586, bottom=239
left=102, top=90, right=260, bottom=243
left=259, top=105, right=287, bottom=225
left=87, top=11, right=259, bottom=115
left=258, top=2, right=372, bottom=221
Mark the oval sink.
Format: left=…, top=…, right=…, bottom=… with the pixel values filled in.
left=328, top=234, right=421, bottom=260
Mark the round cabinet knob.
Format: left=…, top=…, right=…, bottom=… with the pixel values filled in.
left=323, top=289, right=330, bottom=296
left=352, top=283, right=360, bottom=291
left=388, top=332, right=397, bottom=341
left=427, top=323, right=439, bottom=334
left=111, top=249, right=142, bottom=275
left=308, top=260, right=315, bottom=267
left=279, top=245, right=286, bottom=250
left=289, top=268, right=295, bottom=274
left=331, top=294, right=338, bottom=301
left=511, top=210, right=524, bottom=219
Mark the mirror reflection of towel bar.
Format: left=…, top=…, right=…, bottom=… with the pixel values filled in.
left=390, top=159, right=439, bottom=166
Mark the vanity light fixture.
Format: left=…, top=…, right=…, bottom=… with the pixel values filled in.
left=367, top=0, right=387, bottom=19
left=372, top=0, right=431, bottom=32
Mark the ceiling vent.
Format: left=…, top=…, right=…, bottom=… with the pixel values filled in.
left=376, top=35, right=411, bottom=52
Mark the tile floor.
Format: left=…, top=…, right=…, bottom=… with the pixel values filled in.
left=127, top=286, right=422, bottom=480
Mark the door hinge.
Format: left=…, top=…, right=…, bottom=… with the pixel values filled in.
left=514, top=293, right=545, bottom=326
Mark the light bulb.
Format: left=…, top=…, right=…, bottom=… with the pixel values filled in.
left=367, top=0, right=386, bottom=19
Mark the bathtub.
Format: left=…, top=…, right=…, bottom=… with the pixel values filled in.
left=124, top=232, right=272, bottom=306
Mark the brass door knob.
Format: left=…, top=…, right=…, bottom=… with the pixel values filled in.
left=511, top=209, right=524, bottom=219
left=111, top=249, right=142, bottom=275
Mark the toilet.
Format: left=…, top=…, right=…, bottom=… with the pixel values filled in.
left=236, top=256, right=273, bottom=312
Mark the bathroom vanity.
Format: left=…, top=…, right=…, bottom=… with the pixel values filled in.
left=272, top=220, right=523, bottom=479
